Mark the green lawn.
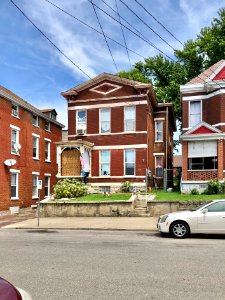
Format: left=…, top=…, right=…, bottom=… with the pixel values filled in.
left=153, top=190, right=225, bottom=202
left=52, top=193, right=132, bottom=202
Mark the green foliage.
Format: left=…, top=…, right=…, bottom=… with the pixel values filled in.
left=206, top=179, right=224, bottom=195
left=119, top=8, right=225, bottom=127
left=121, top=181, right=133, bottom=193
left=53, top=179, right=88, bottom=199
left=190, top=188, right=199, bottom=195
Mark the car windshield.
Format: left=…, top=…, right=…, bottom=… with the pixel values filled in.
left=191, top=203, right=208, bottom=211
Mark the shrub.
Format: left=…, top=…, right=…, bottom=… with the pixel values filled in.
left=121, top=181, right=133, bottom=193
left=190, top=188, right=199, bottom=195
left=207, top=179, right=220, bottom=194
left=53, top=179, right=88, bottom=199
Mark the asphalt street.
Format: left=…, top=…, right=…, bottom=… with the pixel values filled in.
left=0, top=229, right=225, bottom=300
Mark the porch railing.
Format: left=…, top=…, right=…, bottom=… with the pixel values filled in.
left=187, top=170, right=218, bottom=181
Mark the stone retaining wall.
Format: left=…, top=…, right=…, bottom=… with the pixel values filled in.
left=40, top=200, right=210, bottom=217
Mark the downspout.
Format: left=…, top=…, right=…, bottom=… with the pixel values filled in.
left=164, top=106, right=169, bottom=190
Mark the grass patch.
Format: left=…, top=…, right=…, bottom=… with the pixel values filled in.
left=153, top=190, right=225, bottom=202
left=52, top=193, right=132, bottom=202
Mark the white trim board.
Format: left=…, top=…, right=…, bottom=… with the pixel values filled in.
left=93, top=144, right=147, bottom=150
left=182, top=89, right=225, bottom=101
left=68, top=100, right=147, bottom=110
left=68, top=94, right=146, bottom=104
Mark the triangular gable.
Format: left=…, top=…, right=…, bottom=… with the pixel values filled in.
left=213, top=66, right=225, bottom=81
left=183, top=121, right=222, bottom=135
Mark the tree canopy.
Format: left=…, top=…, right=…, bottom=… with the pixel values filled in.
left=119, top=8, right=225, bottom=122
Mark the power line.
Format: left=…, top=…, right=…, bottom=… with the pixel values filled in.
left=133, top=0, right=184, bottom=46
left=10, top=0, right=92, bottom=79
left=115, top=0, right=132, bottom=68
left=86, top=0, right=175, bottom=61
left=43, top=0, right=145, bottom=60
left=90, top=0, right=118, bottom=73
left=119, top=0, right=176, bottom=51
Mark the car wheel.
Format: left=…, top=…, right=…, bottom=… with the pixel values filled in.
left=170, top=221, right=189, bottom=238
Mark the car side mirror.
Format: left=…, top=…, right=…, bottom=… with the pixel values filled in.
left=201, top=208, right=208, bottom=214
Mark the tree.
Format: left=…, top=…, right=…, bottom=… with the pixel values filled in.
left=119, top=7, right=225, bottom=123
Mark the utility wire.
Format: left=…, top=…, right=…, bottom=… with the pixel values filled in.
left=86, top=0, right=175, bottom=61
left=114, top=0, right=132, bottom=68
left=10, top=0, right=92, bottom=79
left=119, top=0, right=176, bottom=51
left=133, top=0, right=184, bottom=46
left=43, top=0, right=145, bottom=60
left=90, top=0, right=118, bottom=73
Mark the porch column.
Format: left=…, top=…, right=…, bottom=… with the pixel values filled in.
left=182, top=141, right=188, bottom=180
left=217, top=139, right=224, bottom=180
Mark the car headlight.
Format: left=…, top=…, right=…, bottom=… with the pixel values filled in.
left=160, top=215, right=168, bottom=223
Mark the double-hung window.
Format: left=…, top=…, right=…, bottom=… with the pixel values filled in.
left=100, top=108, right=110, bottom=133
left=10, top=125, right=20, bottom=154
left=125, top=149, right=135, bottom=175
left=77, top=110, right=87, bottom=134
left=32, top=134, right=40, bottom=159
left=32, top=115, right=39, bottom=127
left=10, top=170, right=19, bottom=199
left=44, top=176, right=50, bottom=197
left=45, top=121, right=50, bottom=131
left=155, top=120, right=163, bottom=142
left=100, top=150, right=110, bottom=176
left=189, top=101, right=201, bottom=127
left=155, top=156, right=163, bottom=177
left=124, top=106, right=135, bottom=132
left=45, top=139, right=51, bottom=162
left=32, top=173, right=39, bottom=198
left=12, top=104, right=19, bottom=117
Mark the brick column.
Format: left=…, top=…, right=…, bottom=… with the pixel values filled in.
left=217, top=139, right=224, bottom=180
left=182, top=141, right=188, bottom=180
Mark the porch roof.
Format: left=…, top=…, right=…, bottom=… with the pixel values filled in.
left=55, top=139, right=94, bottom=149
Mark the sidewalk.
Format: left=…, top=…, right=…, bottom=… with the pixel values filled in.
left=2, top=216, right=158, bottom=231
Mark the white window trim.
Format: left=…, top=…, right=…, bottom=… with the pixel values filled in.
left=124, top=106, right=136, bottom=132
left=44, top=176, right=51, bottom=198
left=44, top=138, right=51, bottom=142
left=32, top=173, right=39, bottom=199
left=32, top=135, right=40, bottom=160
left=189, top=100, right=202, bottom=128
left=99, top=150, right=111, bottom=176
left=124, top=149, right=135, bottom=176
left=76, top=110, right=87, bottom=134
left=11, top=126, right=20, bottom=155
left=45, top=140, right=51, bottom=162
left=44, top=173, right=51, bottom=176
left=155, top=120, right=163, bottom=142
left=155, top=156, right=163, bottom=178
left=12, top=104, right=19, bottom=118
left=10, top=170, right=19, bottom=200
left=99, top=108, right=111, bottom=134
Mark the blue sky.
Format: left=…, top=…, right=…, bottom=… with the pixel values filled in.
left=0, top=0, right=224, bottom=128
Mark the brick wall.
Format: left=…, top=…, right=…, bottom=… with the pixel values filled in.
left=0, top=95, right=62, bottom=211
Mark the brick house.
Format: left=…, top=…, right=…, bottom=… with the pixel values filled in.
left=180, top=60, right=225, bottom=193
left=0, top=86, right=64, bottom=211
left=57, top=73, right=176, bottom=192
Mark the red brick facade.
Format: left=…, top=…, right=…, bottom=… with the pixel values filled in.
left=58, top=74, right=176, bottom=191
left=180, top=60, right=225, bottom=193
left=0, top=86, right=64, bottom=211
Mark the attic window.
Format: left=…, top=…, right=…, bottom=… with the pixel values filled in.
left=50, top=112, right=56, bottom=120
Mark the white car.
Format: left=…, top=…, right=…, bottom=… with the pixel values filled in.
left=157, top=199, right=225, bottom=238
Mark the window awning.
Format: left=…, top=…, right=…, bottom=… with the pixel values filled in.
left=188, top=141, right=217, bottom=158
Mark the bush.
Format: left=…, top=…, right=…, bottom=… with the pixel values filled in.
left=207, top=179, right=220, bottom=194
left=121, top=181, right=133, bottom=193
left=190, top=188, right=199, bottom=195
left=53, top=179, right=88, bottom=199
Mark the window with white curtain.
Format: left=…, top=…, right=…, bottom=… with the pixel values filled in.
left=155, top=120, right=163, bottom=141
left=77, top=111, right=87, bottom=131
left=100, top=150, right=110, bottom=176
left=124, top=106, right=135, bottom=132
left=189, top=101, right=201, bottom=127
left=100, top=108, right=110, bottom=133
left=125, top=149, right=135, bottom=175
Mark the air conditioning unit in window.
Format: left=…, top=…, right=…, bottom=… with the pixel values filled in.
left=76, top=129, right=86, bottom=135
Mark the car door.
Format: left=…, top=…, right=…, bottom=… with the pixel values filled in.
left=197, top=201, right=225, bottom=233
